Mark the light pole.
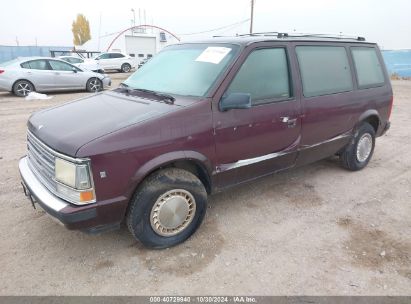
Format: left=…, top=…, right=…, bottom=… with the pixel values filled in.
left=250, top=0, right=254, bottom=34
left=131, top=8, right=136, bottom=35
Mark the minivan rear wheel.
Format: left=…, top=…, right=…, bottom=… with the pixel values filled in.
left=126, top=168, right=207, bottom=249
left=340, top=122, right=376, bottom=171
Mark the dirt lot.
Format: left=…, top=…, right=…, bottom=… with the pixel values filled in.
left=0, top=75, right=410, bottom=295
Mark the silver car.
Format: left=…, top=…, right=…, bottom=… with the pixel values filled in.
left=0, top=57, right=111, bottom=97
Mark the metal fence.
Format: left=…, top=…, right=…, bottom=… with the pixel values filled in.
left=0, top=45, right=72, bottom=63
left=382, top=50, right=411, bottom=77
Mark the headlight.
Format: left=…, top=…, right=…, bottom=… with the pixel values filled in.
left=55, top=158, right=95, bottom=204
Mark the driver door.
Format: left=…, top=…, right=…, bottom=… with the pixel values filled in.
left=48, top=60, right=84, bottom=90
left=212, top=45, right=302, bottom=189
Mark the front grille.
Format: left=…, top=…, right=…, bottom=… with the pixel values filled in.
left=27, top=131, right=57, bottom=193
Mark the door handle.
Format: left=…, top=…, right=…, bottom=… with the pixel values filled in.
left=281, top=117, right=298, bottom=128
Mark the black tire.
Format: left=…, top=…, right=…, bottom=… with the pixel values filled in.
left=13, top=80, right=34, bottom=97
left=86, top=78, right=103, bottom=92
left=340, top=122, right=376, bottom=171
left=121, top=63, right=131, bottom=73
left=126, top=168, right=207, bottom=249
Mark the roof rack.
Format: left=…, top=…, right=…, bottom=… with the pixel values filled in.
left=214, top=32, right=366, bottom=41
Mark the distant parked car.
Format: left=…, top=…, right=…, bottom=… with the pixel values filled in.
left=92, top=52, right=134, bottom=73
left=0, top=57, right=111, bottom=97
left=138, top=58, right=150, bottom=69
left=59, top=56, right=104, bottom=73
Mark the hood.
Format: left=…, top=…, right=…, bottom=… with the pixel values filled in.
left=28, top=90, right=183, bottom=156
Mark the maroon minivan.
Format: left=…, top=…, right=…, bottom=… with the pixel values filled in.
left=19, top=33, right=393, bottom=248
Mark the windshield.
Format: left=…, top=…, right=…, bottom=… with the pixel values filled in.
left=124, top=43, right=239, bottom=97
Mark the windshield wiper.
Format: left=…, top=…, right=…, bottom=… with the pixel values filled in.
left=118, top=83, right=175, bottom=104
left=133, top=88, right=175, bottom=104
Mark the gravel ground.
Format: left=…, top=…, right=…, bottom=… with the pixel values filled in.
left=0, top=75, right=410, bottom=295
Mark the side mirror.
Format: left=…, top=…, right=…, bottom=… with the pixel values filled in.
left=72, top=67, right=77, bottom=73
left=219, top=92, right=251, bottom=111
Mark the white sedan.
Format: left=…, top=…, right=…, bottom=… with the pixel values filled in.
left=59, top=56, right=104, bottom=73
left=0, top=57, right=111, bottom=97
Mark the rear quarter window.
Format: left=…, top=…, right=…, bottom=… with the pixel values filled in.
left=296, top=46, right=353, bottom=98
left=351, top=47, right=385, bottom=88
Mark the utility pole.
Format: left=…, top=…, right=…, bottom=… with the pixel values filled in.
left=131, top=9, right=136, bottom=36
left=250, top=0, right=255, bottom=34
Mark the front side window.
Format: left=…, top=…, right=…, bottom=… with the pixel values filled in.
left=124, top=44, right=239, bottom=97
left=226, top=48, right=291, bottom=105
left=296, top=46, right=353, bottom=98
left=351, top=47, right=385, bottom=88
left=49, top=60, right=76, bottom=71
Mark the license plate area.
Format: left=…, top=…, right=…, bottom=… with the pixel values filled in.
left=21, top=181, right=37, bottom=209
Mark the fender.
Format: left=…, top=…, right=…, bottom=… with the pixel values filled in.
left=357, top=109, right=381, bottom=127
left=128, top=150, right=213, bottom=194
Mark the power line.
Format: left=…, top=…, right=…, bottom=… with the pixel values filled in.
left=99, top=18, right=250, bottom=39
left=178, top=19, right=250, bottom=36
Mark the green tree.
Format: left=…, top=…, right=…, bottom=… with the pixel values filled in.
left=72, top=14, right=91, bottom=46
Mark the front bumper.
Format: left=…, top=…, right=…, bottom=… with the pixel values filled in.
left=19, top=156, right=97, bottom=229
left=102, top=76, right=111, bottom=88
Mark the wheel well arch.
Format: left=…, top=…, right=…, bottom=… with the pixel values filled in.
left=12, top=79, right=36, bottom=92
left=139, top=159, right=212, bottom=194
left=362, top=115, right=380, bottom=133
left=357, top=110, right=381, bottom=133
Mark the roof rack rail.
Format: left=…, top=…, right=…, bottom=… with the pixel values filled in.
left=278, top=33, right=366, bottom=41
left=214, top=32, right=366, bottom=41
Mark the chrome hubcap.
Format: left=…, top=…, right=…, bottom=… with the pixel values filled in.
left=150, top=189, right=196, bottom=237
left=123, top=65, right=130, bottom=72
left=89, top=79, right=101, bottom=91
left=17, top=82, right=31, bottom=96
left=356, top=133, right=373, bottom=162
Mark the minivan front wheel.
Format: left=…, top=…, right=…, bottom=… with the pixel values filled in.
left=126, top=168, right=207, bottom=249
left=341, top=122, right=376, bottom=171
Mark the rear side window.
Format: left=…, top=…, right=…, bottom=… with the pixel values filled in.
left=66, top=57, right=83, bottom=64
left=21, top=60, right=50, bottom=70
left=351, top=47, right=385, bottom=88
left=296, top=46, right=353, bottom=98
left=226, top=48, right=291, bottom=105
left=97, top=53, right=110, bottom=59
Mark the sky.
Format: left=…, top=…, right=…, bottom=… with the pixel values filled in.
left=0, top=0, right=410, bottom=50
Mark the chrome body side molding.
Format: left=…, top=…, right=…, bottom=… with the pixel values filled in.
left=215, top=132, right=352, bottom=173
